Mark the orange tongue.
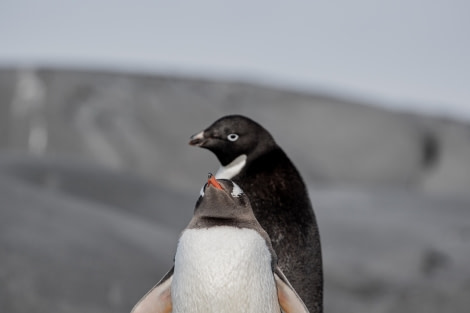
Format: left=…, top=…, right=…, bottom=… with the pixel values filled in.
left=207, top=173, right=223, bottom=190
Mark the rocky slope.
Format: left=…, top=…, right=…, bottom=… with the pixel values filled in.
left=1, top=67, right=469, bottom=313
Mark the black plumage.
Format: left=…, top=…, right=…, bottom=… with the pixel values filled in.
left=189, top=115, right=323, bottom=313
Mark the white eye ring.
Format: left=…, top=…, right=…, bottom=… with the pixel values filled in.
left=227, top=133, right=239, bottom=142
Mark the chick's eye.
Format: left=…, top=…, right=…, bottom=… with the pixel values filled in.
left=227, top=133, right=239, bottom=142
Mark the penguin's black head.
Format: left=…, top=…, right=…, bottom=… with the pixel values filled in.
left=194, top=174, right=255, bottom=221
left=189, top=115, right=276, bottom=166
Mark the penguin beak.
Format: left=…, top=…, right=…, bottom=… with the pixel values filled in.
left=207, top=173, right=223, bottom=190
left=189, top=131, right=206, bottom=146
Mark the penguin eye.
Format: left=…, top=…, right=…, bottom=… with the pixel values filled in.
left=227, top=133, right=239, bottom=142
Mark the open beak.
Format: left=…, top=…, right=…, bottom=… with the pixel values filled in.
left=189, top=131, right=205, bottom=146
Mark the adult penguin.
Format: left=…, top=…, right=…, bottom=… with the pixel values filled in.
left=132, top=175, right=309, bottom=313
left=189, top=115, right=322, bottom=313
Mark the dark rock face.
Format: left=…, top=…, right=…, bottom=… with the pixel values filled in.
left=1, top=67, right=469, bottom=194
left=0, top=156, right=193, bottom=313
left=0, top=67, right=469, bottom=313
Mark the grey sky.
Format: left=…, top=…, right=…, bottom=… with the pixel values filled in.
left=1, top=0, right=469, bottom=120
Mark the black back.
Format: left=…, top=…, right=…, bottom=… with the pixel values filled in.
left=190, top=115, right=323, bottom=313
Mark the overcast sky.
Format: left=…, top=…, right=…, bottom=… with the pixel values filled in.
left=1, top=0, right=469, bottom=120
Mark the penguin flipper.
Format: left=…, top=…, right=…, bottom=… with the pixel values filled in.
left=131, top=267, right=174, bottom=313
left=274, top=267, right=310, bottom=313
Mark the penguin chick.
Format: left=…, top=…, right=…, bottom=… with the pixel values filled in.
left=131, top=174, right=309, bottom=313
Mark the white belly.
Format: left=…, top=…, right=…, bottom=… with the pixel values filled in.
left=172, top=226, right=280, bottom=313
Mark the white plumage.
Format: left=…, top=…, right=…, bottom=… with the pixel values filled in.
left=215, top=154, right=247, bottom=180
left=172, top=226, right=280, bottom=313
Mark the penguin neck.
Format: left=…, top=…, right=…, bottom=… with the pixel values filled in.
left=215, top=154, right=247, bottom=179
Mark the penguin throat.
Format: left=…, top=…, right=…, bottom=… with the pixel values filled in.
left=215, top=154, right=247, bottom=179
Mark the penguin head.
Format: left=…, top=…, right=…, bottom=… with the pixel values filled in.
left=189, top=115, right=276, bottom=166
left=194, top=174, right=254, bottom=221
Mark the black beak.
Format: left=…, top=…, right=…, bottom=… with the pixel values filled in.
left=189, top=131, right=205, bottom=146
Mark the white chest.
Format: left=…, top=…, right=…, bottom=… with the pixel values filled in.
left=172, top=227, right=280, bottom=313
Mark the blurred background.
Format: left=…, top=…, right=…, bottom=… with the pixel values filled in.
left=1, top=1, right=469, bottom=313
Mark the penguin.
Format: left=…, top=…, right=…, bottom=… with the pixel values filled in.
left=131, top=174, right=309, bottom=313
left=189, top=115, right=323, bottom=313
